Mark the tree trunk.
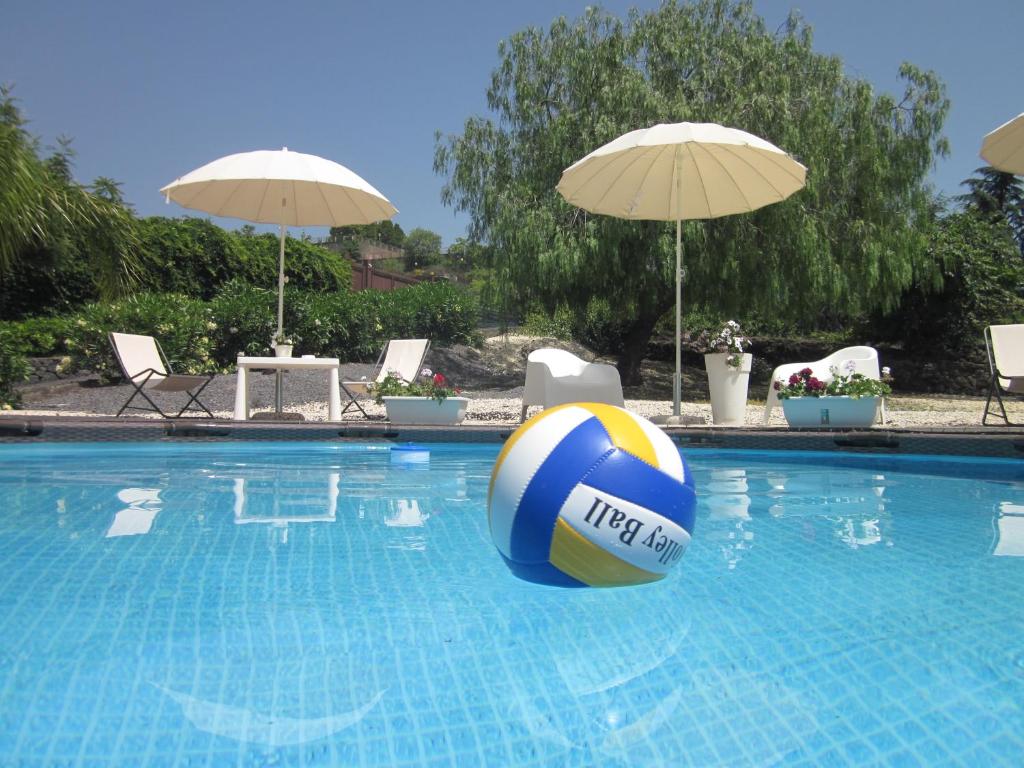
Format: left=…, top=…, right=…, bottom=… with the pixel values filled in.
left=614, top=305, right=666, bottom=386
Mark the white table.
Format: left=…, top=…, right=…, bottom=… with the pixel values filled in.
left=233, top=356, right=342, bottom=421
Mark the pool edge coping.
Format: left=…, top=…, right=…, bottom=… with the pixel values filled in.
left=3, top=414, right=1024, bottom=459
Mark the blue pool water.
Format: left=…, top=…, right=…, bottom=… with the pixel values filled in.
left=0, top=442, right=1022, bottom=767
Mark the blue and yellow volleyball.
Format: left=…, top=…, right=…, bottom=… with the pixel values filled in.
left=488, top=403, right=697, bottom=587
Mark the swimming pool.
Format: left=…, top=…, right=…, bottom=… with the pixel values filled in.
left=0, top=442, right=1021, bottom=766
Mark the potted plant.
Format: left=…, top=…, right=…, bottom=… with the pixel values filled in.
left=774, top=363, right=892, bottom=428
left=372, top=367, right=469, bottom=425
left=700, top=321, right=752, bottom=426
left=272, top=333, right=295, bottom=358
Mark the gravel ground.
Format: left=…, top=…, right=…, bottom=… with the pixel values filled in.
left=9, top=364, right=1020, bottom=429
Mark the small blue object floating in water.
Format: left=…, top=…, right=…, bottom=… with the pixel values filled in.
left=390, top=443, right=430, bottom=466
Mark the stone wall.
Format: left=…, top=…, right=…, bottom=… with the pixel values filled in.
left=25, top=357, right=70, bottom=384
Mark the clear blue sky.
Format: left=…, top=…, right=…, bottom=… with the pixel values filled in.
left=3, top=0, right=1021, bottom=247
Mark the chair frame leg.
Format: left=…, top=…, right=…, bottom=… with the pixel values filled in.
left=339, top=383, right=375, bottom=419
left=983, top=377, right=1020, bottom=426
left=116, top=373, right=215, bottom=419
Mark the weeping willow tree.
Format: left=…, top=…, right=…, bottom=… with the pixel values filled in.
left=0, top=86, right=139, bottom=304
left=435, top=0, right=949, bottom=384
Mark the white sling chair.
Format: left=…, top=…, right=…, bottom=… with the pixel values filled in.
left=521, top=348, right=624, bottom=421
left=983, top=324, right=1024, bottom=426
left=340, top=339, right=430, bottom=417
left=763, top=346, right=886, bottom=425
left=109, top=332, right=215, bottom=418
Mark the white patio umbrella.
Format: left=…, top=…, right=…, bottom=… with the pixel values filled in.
left=160, top=147, right=397, bottom=343
left=557, top=122, right=807, bottom=423
left=981, top=112, right=1024, bottom=174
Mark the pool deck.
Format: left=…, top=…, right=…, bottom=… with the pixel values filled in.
left=3, top=414, right=1024, bottom=459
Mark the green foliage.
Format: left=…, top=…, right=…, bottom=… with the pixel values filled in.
left=0, top=326, right=31, bottom=407
left=571, top=297, right=633, bottom=355
left=136, top=217, right=254, bottom=299
left=435, top=0, right=949, bottom=383
left=233, top=231, right=352, bottom=292
left=371, top=281, right=481, bottom=348
left=371, top=370, right=461, bottom=404
left=0, top=316, right=73, bottom=356
left=864, top=211, right=1024, bottom=359
left=0, top=86, right=140, bottom=302
left=64, top=293, right=217, bottom=383
left=404, top=228, right=443, bottom=270
left=957, top=166, right=1024, bottom=254
left=206, top=279, right=279, bottom=365
left=521, top=306, right=575, bottom=340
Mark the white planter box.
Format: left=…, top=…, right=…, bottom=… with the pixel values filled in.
left=781, top=396, right=879, bottom=428
left=383, top=396, right=469, bottom=425
left=704, top=353, right=752, bottom=426
left=274, top=344, right=293, bottom=358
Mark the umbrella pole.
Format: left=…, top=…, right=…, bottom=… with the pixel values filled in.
left=276, top=223, right=286, bottom=340
left=673, top=218, right=681, bottom=418
left=275, top=223, right=286, bottom=414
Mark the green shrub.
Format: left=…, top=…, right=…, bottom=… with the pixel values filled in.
left=0, top=327, right=30, bottom=407
left=207, top=279, right=279, bottom=365
left=287, top=290, right=378, bottom=360
left=136, top=217, right=252, bottom=299
left=0, top=316, right=73, bottom=356
left=234, top=232, right=352, bottom=293
left=570, top=297, right=631, bottom=354
left=65, top=293, right=217, bottom=382
left=521, top=305, right=574, bottom=340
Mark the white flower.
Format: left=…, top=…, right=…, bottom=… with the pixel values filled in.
left=881, top=366, right=891, bottom=376
left=843, top=360, right=857, bottom=374
left=830, top=364, right=841, bottom=377
left=420, top=367, right=432, bottom=378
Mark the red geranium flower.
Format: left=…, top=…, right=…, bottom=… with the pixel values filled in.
left=433, top=373, right=446, bottom=385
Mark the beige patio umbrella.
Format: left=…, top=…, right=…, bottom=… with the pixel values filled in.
left=981, top=113, right=1024, bottom=174
left=557, top=122, right=807, bottom=423
left=161, top=147, right=397, bottom=344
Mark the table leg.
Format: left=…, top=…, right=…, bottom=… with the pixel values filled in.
left=233, top=367, right=248, bottom=420
left=275, top=370, right=284, bottom=413
left=328, top=368, right=341, bottom=421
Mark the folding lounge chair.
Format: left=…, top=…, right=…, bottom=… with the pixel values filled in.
left=109, top=332, right=215, bottom=418
left=763, top=346, right=886, bottom=425
left=340, top=339, right=430, bottom=417
left=983, top=324, right=1024, bottom=426
left=520, top=348, right=624, bottom=421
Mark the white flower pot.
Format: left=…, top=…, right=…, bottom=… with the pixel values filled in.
left=274, top=344, right=293, bottom=358
left=704, top=353, right=752, bottom=426
left=781, top=396, right=879, bottom=428
left=383, top=396, right=469, bottom=425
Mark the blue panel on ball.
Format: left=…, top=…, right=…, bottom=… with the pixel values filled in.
left=509, top=416, right=614, bottom=564
left=583, top=448, right=697, bottom=534
left=500, top=553, right=587, bottom=588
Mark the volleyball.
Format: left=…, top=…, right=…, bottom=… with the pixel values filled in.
left=488, top=403, right=697, bottom=587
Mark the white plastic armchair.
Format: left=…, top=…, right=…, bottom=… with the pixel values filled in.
left=763, top=346, right=886, bottom=425
left=521, top=348, right=624, bottom=421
